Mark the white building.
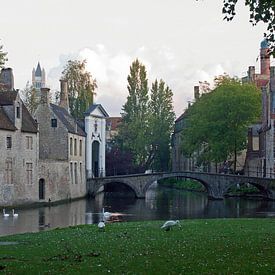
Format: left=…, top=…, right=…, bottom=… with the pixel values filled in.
left=84, top=104, right=109, bottom=178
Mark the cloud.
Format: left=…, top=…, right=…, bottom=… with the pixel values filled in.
left=48, top=45, right=236, bottom=117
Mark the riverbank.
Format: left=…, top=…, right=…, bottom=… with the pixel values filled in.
left=0, top=219, right=274, bottom=274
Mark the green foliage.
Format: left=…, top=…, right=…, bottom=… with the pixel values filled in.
left=181, top=78, right=261, bottom=171
left=61, top=60, right=97, bottom=119
left=120, top=59, right=150, bottom=168
left=0, top=42, right=7, bottom=68
left=149, top=79, right=175, bottom=171
left=158, top=177, right=206, bottom=191
left=118, top=60, right=175, bottom=171
left=0, top=219, right=274, bottom=274
left=226, top=184, right=259, bottom=195
left=222, top=0, right=275, bottom=53
left=21, top=82, right=38, bottom=115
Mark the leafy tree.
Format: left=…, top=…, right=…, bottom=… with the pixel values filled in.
left=61, top=60, right=97, bottom=119
left=149, top=79, right=175, bottom=171
left=222, top=0, right=275, bottom=53
left=21, top=82, right=38, bottom=114
left=0, top=42, right=7, bottom=68
left=119, top=59, right=150, bottom=168
left=181, top=78, right=261, bottom=172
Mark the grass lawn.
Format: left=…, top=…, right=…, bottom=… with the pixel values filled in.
left=0, top=219, right=274, bottom=274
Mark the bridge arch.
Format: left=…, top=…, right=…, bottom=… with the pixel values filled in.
left=224, top=180, right=273, bottom=199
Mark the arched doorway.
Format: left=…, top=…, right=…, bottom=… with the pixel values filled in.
left=92, top=141, right=100, bottom=177
left=39, top=178, right=45, bottom=200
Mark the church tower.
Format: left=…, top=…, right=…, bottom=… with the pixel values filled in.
left=32, top=62, right=46, bottom=91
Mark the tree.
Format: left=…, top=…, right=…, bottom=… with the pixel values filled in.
left=61, top=60, right=97, bottom=119
left=0, top=42, right=7, bottom=68
left=181, top=78, right=261, bottom=172
left=222, top=0, right=275, bottom=53
left=21, top=82, right=38, bottom=115
left=149, top=79, right=175, bottom=171
left=119, top=59, right=150, bottom=168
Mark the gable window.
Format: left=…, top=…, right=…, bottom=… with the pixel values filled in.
left=70, top=137, right=73, bottom=155
left=16, top=106, right=20, bottom=118
left=5, top=159, right=12, bottom=184
left=6, top=136, right=12, bottom=149
left=74, top=138, right=77, bottom=156
left=26, top=136, right=33, bottom=150
left=51, top=118, right=57, bottom=128
left=26, top=163, right=33, bottom=184
left=79, top=140, right=82, bottom=156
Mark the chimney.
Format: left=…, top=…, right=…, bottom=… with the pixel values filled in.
left=0, top=68, right=14, bottom=90
left=248, top=66, right=255, bottom=81
left=40, top=87, right=50, bottom=105
left=59, top=79, right=69, bottom=111
left=194, top=86, right=200, bottom=101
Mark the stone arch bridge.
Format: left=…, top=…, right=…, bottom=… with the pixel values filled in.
left=87, top=171, right=275, bottom=200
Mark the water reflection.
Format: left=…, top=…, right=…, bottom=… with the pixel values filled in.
left=0, top=183, right=274, bottom=236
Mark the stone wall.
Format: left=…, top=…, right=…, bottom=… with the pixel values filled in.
left=0, top=130, right=38, bottom=206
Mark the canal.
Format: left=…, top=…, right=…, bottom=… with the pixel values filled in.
left=1, top=182, right=275, bottom=236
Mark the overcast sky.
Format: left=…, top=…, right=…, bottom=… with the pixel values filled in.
left=1, top=0, right=272, bottom=117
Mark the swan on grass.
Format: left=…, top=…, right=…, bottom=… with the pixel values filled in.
left=3, top=209, right=9, bottom=218
left=98, top=221, right=105, bottom=230
left=161, top=220, right=180, bottom=231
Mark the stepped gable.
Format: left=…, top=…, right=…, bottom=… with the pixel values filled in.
left=50, top=103, right=86, bottom=136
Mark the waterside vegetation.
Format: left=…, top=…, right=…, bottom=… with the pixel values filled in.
left=0, top=219, right=274, bottom=274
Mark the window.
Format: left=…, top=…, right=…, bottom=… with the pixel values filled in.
left=6, top=136, right=12, bottom=149
left=26, top=163, right=33, bottom=184
left=80, top=163, right=82, bottom=184
left=74, top=162, right=77, bottom=184
left=74, top=138, right=77, bottom=156
left=26, top=136, right=33, bottom=150
left=16, top=106, right=20, bottom=118
left=70, top=138, right=73, bottom=155
left=51, top=118, right=57, bottom=128
left=70, top=162, right=73, bottom=184
left=79, top=140, right=82, bottom=156
left=5, top=159, right=12, bottom=184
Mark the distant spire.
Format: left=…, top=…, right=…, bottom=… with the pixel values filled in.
left=35, top=62, right=42, bottom=77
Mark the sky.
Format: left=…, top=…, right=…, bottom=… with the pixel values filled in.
left=0, top=0, right=272, bottom=117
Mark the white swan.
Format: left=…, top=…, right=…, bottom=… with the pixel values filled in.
left=161, top=220, right=180, bottom=231
left=12, top=209, right=18, bottom=218
left=3, top=209, right=9, bottom=218
left=102, top=208, right=112, bottom=219
left=98, top=221, right=105, bottom=230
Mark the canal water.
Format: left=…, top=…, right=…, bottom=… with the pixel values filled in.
left=1, top=182, right=275, bottom=236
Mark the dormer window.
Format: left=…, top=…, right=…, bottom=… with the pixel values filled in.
left=51, top=118, right=57, bottom=128
left=16, top=106, right=20, bottom=118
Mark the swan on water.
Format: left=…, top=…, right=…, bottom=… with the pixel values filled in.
left=161, top=220, right=180, bottom=231
left=102, top=208, right=112, bottom=219
left=12, top=209, right=18, bottom=217
left=3, top=209, right=9, bottom=218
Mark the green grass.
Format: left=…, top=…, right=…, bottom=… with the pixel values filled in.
left=0, top=219, right=274, bottom=274
left=158, top=178, right=206, bottom=192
